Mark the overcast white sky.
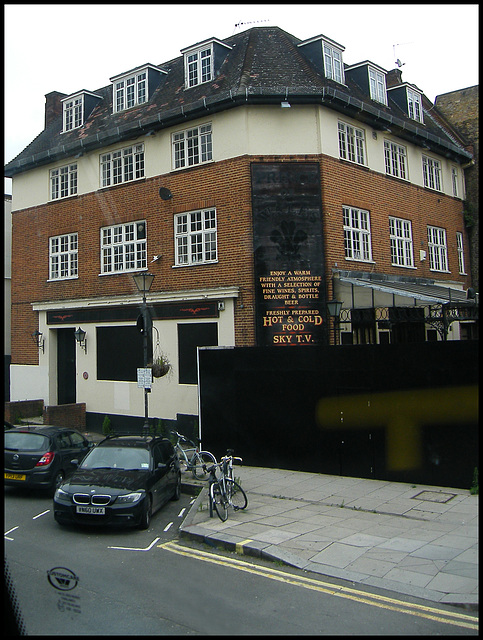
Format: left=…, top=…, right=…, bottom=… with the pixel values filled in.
left=4, top=3, right=479, bottom=194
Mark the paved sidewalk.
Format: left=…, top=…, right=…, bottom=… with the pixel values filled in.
left=180, top=466, right=478, bottom=608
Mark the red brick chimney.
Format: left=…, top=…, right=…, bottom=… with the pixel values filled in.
left=386, top=69, right=403, bottom=88
left=45, top=91, right=67, bottom=128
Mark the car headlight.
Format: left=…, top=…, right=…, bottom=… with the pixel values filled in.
left=54, top=487, right=70, bottom=501
left=115, top=492, right=143, bottom=504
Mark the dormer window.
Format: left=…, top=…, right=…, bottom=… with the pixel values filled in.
left=181, top=38, right=231, bottom=89
left=323, top=40, right=344, bottom=84
left=110, top=64, right=166, bottom=113
left=187, top=47, right=212, bottom=87
left=61, top=91, right=102, bottom=133
left=407, top=88, right=423, bottom=123
left=345, top=61, right=387, bottom=105
left=63, top=96, right=83, bottom=132
left=368, top=66, right=387, bottom=105
left=387, top=82, right=424, bottom=124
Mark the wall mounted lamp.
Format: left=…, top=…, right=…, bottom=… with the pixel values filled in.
left=326, top=299, right=342, bottom=319
left=32, top=330, right=44, bottom=353
left=74, top=327, right=87, bottom=353
left=326, top=299, right=342, bottom=346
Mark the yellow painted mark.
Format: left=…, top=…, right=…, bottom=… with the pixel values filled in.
left=235, top=538, right=253, bottom=555
left=158, top=541, right=478, bottom=630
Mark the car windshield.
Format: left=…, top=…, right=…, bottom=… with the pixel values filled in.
left=4, top=432, right=49, bottom=452
left=80, top=446, right=150, bottom=470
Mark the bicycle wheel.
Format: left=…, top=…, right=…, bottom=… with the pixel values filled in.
left=227, top=479, right=248, bottom=511
left=192, top=451, right=217, bottom=479
left=211, top=482, right=228, bottom=522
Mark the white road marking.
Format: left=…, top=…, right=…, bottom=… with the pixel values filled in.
left=32, top=510, right=50, bottom=520
left=164, top=522, right=173, bottom=532
left=108, top=537, right=161, bottom=552
left=177, top=508, right=186, bottom=518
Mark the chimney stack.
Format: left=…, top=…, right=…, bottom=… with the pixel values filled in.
left=386, top=69, right=403, bottom=88
left=45, top=91, right=67, bottom=128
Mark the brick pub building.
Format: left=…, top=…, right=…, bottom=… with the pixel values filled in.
left=5, top=27, right=478, bottom=435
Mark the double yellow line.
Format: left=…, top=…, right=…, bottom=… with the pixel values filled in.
left=159, top=541, right=478, bottom=630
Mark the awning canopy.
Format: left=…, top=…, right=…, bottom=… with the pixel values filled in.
left=337, top=275, right=469, bottom=305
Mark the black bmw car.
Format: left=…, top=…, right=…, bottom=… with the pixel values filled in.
left=53, top=435, right=181, bottom=529
left=5, top=426, right=92, bottom=493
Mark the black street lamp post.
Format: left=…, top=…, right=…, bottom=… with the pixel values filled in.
left=133, top=272, right=155, bottom=436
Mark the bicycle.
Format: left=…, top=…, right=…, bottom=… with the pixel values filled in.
left=170, top=430, right=216, bottom=480
left=205, top=450, right=248, bottom=521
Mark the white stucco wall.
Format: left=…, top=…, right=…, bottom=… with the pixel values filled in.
left=10, top=104, right=465, bottom=211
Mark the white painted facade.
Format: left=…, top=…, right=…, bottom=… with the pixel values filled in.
left=11, top=105, right=465, bottom=211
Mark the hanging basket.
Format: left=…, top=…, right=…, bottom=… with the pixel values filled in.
left=150, top=328, right=171, bottom=378
left=151, top=358, right=170, bottom=378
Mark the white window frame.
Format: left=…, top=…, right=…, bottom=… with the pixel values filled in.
left=185, top=46, right=213, bottom=88
left=338, top=121, right=366, bottom=165
left=100, top=221, right=147, bottom=275
left=343, top=206, right=373, bottom=262
left=451, top=167, right=459, bottom=197
left=407, top=88, right=423, bottom=123
left=384, top=140, right=408, bottom=180
left=172, top=124, right=213, bottom=170
left=63, top=96, right=84, bottom=132
left=174, top=208, right=217, bottom=266
left=427, top=226, right=449, bottom=272
left=456, top=232, right=466, bottom=275
left=323, top=41, right=344, bottom=84
left=112, top=71, right=147, bottom=113
left=422, top=155, right=442, bottom=191
left=369, top=67, right=387, bottom=105
left=100, top=144, right=145, bottom=187
left=49, top=233, right=78, bottom=280
left=50, top=164, right=78, bottom=200
left=389, top=217, right=414, bottom=268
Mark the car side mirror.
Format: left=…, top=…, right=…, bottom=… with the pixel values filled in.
left=157, top=462, right=167, bottom=470
left=71, top=459, right=79, bottom=467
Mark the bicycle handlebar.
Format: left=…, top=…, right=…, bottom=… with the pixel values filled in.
left=221, top=454, right=243, bottom=464
left=171, top=430, right=200, bottom=446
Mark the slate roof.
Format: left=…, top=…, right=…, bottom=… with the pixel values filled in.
left=4, top=26, right=472, bottom=177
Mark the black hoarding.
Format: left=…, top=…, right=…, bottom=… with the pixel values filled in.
left=251, top=162, right=328, bottom=346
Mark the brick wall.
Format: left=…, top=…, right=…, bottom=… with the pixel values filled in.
left=11, top=154, right=469, bottom=364
left=43, top=403, right=86, bottom=429
left=5, top=399, right=44, bottom=423
left=435, top=86, right=479, bottom=289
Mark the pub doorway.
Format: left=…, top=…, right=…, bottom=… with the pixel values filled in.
left=57, top=328, right=76, bottom=404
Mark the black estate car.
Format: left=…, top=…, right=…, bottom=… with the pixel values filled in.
left=53, top=435, right=181, bottom=529
left=4, top=426, right=92, bottom=493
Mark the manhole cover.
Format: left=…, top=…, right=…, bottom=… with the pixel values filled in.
left=412, top=490, right=456, bottom=503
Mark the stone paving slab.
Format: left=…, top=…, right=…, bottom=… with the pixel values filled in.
left=179, top=465, right=478, bottom=607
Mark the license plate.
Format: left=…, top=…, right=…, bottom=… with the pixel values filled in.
left=5, top=473, right=26, bottom=481
left=76, top=506, right=105, bottom=515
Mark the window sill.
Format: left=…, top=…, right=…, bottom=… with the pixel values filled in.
left=384, top=173, right=410, bottom=185
left=171, top=159, right=214, bottom=173
left=98, top=268, right=146, bottom=277
left=47, top=276, right=79, bottom=282
left=172, top=260, right=219, bottom=268
left=344, top=257, right=375, bottom=264
left=338, top=158, right=369, bottom=171
left=99, top=177, right=146, bottom=190
left=50, top=194, right=78, bottom=202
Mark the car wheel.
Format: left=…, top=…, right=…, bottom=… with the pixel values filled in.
left=139, top=495, right=152, bottom=530
left=51, top=471, right=65, bottom=495
left=171, top=473, right=181, bottom=501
